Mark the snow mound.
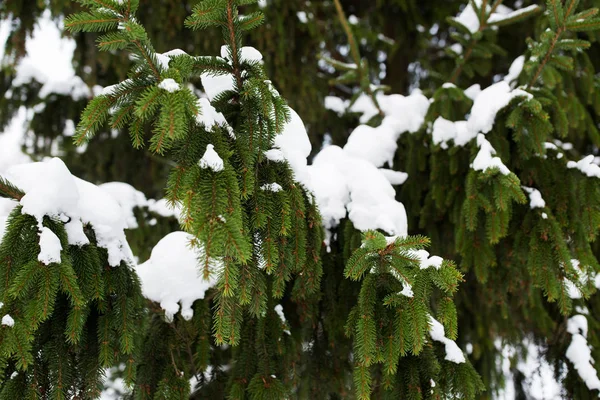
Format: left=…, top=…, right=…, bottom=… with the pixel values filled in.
left=199, top=144, right=224, bottom=172
left=136, top=232, right=218, bottom=321
left=429, top=316, right=466, bottom=364
left=432, top=81, right=531, bottom=149
left=100, top=182, right=148, bottom=229
left=4, top=158, right=133, bottom=267
left=566, top=315, right=600, bottom=390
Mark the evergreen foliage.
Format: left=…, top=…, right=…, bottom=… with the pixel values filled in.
left=4, top=0, right=600, bottom=398
left=0, top=0, right=479, bottom=398
left=0, top=180, right=144, bottom=398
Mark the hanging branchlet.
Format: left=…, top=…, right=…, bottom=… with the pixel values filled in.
left=344, top=230, right=483, bottom=399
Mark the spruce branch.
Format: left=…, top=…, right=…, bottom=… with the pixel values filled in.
left=527, top=1, right=600, bottom=88
left=226, top=0, right=243, bottom=90
left=528, top=28, right=564, bottom=89
left=0, top=177, right=24, bottom=201
left=449, top=0, right=540, bottom=83
left=331, top=0, right=384, bottom=117
left=450, top=0, right=504, bottom=84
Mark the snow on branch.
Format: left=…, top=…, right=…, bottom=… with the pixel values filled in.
left=135, top=232, right=218, bottom=321
left=429, top=316, right=466, bottom=364
left=566, top=314, right=600, bottom=391
left=2, top=158, right=133, bottom=267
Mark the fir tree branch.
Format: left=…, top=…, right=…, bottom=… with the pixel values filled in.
left=450, top=0, right=504, bottom=84
left=226, top=0, right=243, bottom=90
left=132, top=40, right=161, bottom=80
left=332, top=0, right=384, bottom=117
left=528, top=28, right=564, bottom=89
left=0, top=177, right=24, bottom=201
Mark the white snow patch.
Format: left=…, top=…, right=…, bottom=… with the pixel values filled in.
left=504, top=55, right=525, bottom=85
left=100, top=182, right=148, bottom=229
left=1, top=314, right=14, bottom=327
left=567, top=155, right=600, bottom=178
left=136, top=232, right=218, bottom=321
left=488, top=5, right=540, bottom=24
left=260, top=183, right=283, bottom=192
left=4, top=158, right=133, bottom=266
left=272, top=107, right=313, bottom=185
left=379, top=169, right=408, bottom=185
left=468, top=81, right=531, bottom=137
left=566, top=314, right=600, bottom=391
left=472, top=134, right=510, bottom=175
left=199, top=144, right=224, bottom=172
left=429, top=316, right=465, bottom=363
left=408, top=249, right=444, bottom=270
left=0, top=107, right=32, bottom=174
left=522, top=186, right=545, bottom=209
left=10, top=11, right=90, bottom=100
left=196, top=98, right=232, bottom=134
left=158, top=78, right=181, bottom=93
left=324, top=96, right=349, bottom=115
left=38, top=227, right=62, bottom=265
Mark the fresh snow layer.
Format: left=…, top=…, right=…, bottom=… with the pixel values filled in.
left=566, top=315, right=600, bottom=391
left=99, top=182, right=183, bottom=226
left=1, top=314, right=14, bottom=327
left=308, top=146, right=408, bottom=237
left=273, top=108, right=313, bottom=185
left=38, top=227, right=62, bottom=265
left=0, top=107, right=32, bottom=174
left=522, top=186, right=546, bottom=209
left=158, top=78, right=181, bottom=93
left=429, top=316, right=465, bottom=364
left=567, top=155, right=600, bottom=178
left=196, top=98, right=231, bottom=132
left=272, top=93, right=425, bottom=238
left=408, top=249, right=444, bottom=270
left=487, top=5, right=540, bottom=24
left=201, top=71, right=235, bottom=102
left=379, top=169, right=408, bottom=185
left=432, top=81, right=531, bottom=149
left=452, top=0, right=518, bottom=33
left=324, top=96, right=349, bottom=115
left=201, top=45, right=264, bottom=101
left=274, top=304, right=291, bottom=335
left=472, top=134, right=510, bottom=175
left=496, top=339, right=564, bottom=399
left=199, top=144, right=225, bottom=172
left=504, top=55, right=525, bottom=85
left=136, top=232, right=218, bottom=321
left=100, top=182, right=148, bottom=229
left=3, top=158, right=133, bottom=267
left=469, top=82, right=531, bottom=135
left=260, top=183, right=283, bottom=192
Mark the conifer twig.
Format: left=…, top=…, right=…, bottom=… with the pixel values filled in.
left=450, top=0, right=504, bottom=84
left=527, top=28, right=564, bottom=89
left=331, top=0, right=384, bottom=117
left=0, top=177, right=24, bottom=201
left=226, top=0, right=244, bottom=90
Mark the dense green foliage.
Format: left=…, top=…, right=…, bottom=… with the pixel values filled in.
left=4, top=0, right=600, bottom=399
left=0, top=182, right=144, bottom=398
